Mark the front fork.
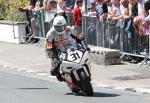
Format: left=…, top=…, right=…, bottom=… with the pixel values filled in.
left=62, top=73, right=81, bottom=91
left=62, top=64, right=91, bottom=90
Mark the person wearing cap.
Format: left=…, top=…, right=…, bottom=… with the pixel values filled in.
left=73, top=0, right=83, bottom=35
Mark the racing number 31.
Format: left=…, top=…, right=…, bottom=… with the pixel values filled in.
left=70, top=52, right=80, bottom=61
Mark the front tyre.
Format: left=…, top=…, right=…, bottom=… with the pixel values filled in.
left=79, top=71, right=93, bottom=96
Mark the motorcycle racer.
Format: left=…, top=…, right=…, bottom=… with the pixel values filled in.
left=45, top=15, right=84, bottom=81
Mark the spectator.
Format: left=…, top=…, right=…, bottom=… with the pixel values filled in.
left=102, top=0, right=108, bottom=14
left=65, top=0, right=76, bottom=11
left=111, top=0, right=122, bottom=20
left=137, top=0, right=144, bottom=16
left=107, top=0, right=122, bottom=49
left=57, top=0, right=66, bottom=11
left=102, top=0, right=111, bottom=18
left=120, top=0, right=130, bottom=30
left=43, top=0, right=57, bottom=35
left=133, top=0, right=145, bottom=36
left=120, top=0, right=134, bottom=52
left=106, top=0, right=113, bottom=15
left=87, top=0, right=92, bottom=9
left=28, top=0, right=38, bottom=9
left=95, top=0, right=109, bottom=21
left=27, top=0, right=43, bottom=43
left=64, top=0, right=76, bottom=26
left=19, top=0, right=43, bottom=43
left=142, top=10, right=150, bottom=36
left=142, top=10, right=150, bottom=50
left=29, top=0, right=43, bottom=9
left=120, top=0, right=129, bottom=18
left=57, top=0, right=76, bottom=12
left=56, top=0, right=69, bottom=23
left=73, top=0, right=83, bottom=35
left=44, top=0, right=57, bottom=22
left=88, top=0, right=96, bottom=16
left=128, top=0, right=138, bottom=17
left=144, top=0, right=150, bottom=12
left=124, top=0, right=138, bottom=52
left=95, top=0, right=103, bottom=17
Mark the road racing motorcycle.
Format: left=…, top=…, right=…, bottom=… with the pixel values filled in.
left=59, top=42, right=93, bottom=96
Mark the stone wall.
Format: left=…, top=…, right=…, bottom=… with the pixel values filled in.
left=89, top=45, right=121, bottom=65
left=0, top=21, right=26, bottom=44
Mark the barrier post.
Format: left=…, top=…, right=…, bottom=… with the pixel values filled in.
left=120, top=20, right=124, bottom=52
left=149, top=25, right=150, bottom=57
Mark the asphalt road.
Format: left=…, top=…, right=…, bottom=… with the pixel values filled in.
left=1, top=66, right=150, bottom=103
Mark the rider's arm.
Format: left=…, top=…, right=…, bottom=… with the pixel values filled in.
left=45, top=29, right=54, bottom=49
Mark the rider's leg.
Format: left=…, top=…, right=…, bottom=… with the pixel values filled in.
left=50, top=51, right=64, bottom=81
left=51, top=57, right=61, bottom=76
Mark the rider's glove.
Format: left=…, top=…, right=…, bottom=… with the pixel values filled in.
left=45, top=38, right=53, bottom=50
left=70, top=34, right=84, bottom=44
left=45, top=39, right=60, bottom=53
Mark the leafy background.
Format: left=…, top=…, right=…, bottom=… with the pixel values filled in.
left=0, top=0, right=29, bottom=22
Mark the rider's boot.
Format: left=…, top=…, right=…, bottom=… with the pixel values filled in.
left=56, top=73, right=64, bottom=82
left=50, top=70, right=64, bottom=82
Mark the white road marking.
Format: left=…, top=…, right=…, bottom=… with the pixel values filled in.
left=36, top=73, right=49, bottom=76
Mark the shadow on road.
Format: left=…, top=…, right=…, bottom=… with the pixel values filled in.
left=17, top=88, right=50, bottom=89
left=93, top=92, right=120, bottom=97
left=65, top=92, right=120, bottom=97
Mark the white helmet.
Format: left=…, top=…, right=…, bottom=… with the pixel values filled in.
left=53, top=16, right=67, bottom=34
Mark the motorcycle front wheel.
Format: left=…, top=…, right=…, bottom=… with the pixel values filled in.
left=79, top=70, right=94, bottom=96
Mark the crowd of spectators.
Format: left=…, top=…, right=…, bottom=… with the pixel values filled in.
left=19, top=0, right=78, bottom=43
left=86, top=0, right=150, bottom=53
left=18, top=0, right=150, bottom=54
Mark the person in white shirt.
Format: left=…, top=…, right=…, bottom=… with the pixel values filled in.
left=43, top=0, right=57, bottom=35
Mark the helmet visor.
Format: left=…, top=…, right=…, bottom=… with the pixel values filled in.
left=54, top=25, right=66, bottom=33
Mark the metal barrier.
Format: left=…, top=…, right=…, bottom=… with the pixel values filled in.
left=83, top=15, right=150, bottom=60
left=12, top=10, right=45, bottom=44
left=35, top=11, right=74, bottom=36
left=33, top=10, right=45, bottom=46
left=35, top=11, right=74, bottom=46
left=82, top=16, right=97, bottom=46
left=27, top=11, right=74, bottom=46
left=35, top=10, right=45, bottom=38
left=14, top=10, right=149, bottom=60
left=12, top=10, right=75, bottom=45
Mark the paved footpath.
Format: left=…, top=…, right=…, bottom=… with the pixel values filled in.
left=0, top=42, right=150, bottom=95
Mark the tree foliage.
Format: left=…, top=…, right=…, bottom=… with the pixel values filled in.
left=0, top=0, right=29, bottom=22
